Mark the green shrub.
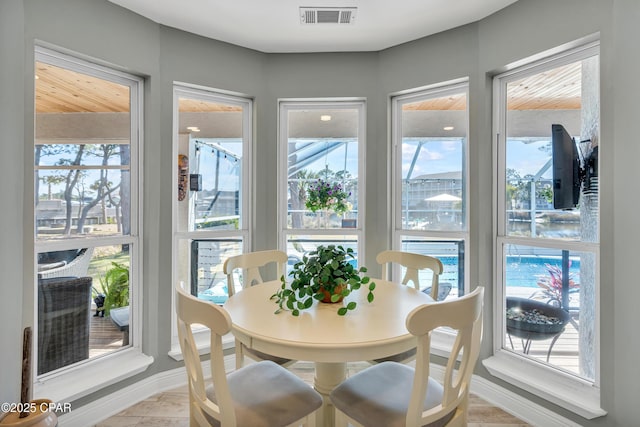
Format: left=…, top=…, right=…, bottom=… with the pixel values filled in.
left=96, top=262, right=129, bottom=316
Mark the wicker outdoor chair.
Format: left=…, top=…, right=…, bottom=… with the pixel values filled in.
left=37, top=276, right=92, bottom=375
left=38, top=247, right=94, bottom=279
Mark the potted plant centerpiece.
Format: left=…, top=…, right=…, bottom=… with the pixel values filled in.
left=272, top=245, right=375, bottom=316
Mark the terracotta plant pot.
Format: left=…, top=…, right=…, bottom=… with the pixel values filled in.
left=319, top=284, right=345, bottom=303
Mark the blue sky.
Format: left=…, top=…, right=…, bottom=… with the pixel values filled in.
left=506, top=139, right=553, bottom=178
left=402, top=139, right=463, bottom=178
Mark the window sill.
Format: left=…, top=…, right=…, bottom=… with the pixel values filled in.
left=430, top=327, right=458, bottom=358
left=34, top=349, right=154, bottom=403
left=483, top=351, right=606, bottom=420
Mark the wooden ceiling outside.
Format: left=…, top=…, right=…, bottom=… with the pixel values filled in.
left=35, top=60, right=582, bottom=114
left=402, top=93, right=467, bottom=111
left=506, top=61, right=581, bottom=110
left=35, top=62, right=130, bottom=113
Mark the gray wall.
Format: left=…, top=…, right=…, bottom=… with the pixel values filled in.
left=0, top=0, right=25, bottom=405
left=263, top=52, right=381, bottom=256
left=2, top=0, right=638, bottom=425
left=610, top=1, right=640, bottom=425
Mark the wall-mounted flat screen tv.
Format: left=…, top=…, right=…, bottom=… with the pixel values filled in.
left=551, top=124, right=581, bottom=210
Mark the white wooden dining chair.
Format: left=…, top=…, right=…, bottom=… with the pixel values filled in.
left=377, top=250, right=444, bottom=300
left=330, top=286, right=484, bottom=427
left=372, top=250, right=445, bottom=364
left=223, top=250, right=293, bottom=368
left=223, top=249, right=288, bottom=296
left=175, top=284, right=322, bottom=427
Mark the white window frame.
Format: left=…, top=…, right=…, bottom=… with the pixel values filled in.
left=33, top=46, right=151, bottom=403
left=389, top=80, right=470, bottom=356
left=483, top=41, right=605, bottom=419
left=170, top=83, right=253, bottom=358
left=277, top=99, right=366, bottom=259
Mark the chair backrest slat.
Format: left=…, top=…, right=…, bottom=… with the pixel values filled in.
left=175, top=283, right=236, bottom=426
left=406, top=286, right=484, bottom=426
left=223, top=250, right=288, bottom=297
left=376, top=250, right=444, bottom=300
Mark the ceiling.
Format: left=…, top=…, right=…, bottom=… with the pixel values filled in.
left=35, top=0, right=581, bottom=136
left=107, top=0, right=519, bottom=53
left=35, top=1, right=583, bottom=140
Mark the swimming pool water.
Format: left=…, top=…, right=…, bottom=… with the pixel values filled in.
left=198, top=254, right=582, bottom=303
left=505, top=256, right=580, bottom=288
left=437, top=255, right=580, bottom=289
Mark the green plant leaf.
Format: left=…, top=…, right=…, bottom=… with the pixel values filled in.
left=100, top=261, right=130, bottom=316
left=337, top=307, right=348, bottom=316
left=346, top=301, right=357, bottom=310
left=367, top=291, right=374, bottom=303
left=330, top=293, right=341, bottom=303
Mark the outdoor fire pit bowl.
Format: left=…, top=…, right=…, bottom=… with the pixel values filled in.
left=506, top=297, right=571, bottom=361
left=506, top=297, right=570, bottom=335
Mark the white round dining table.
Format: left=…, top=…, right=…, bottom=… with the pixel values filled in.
left=224, top=279, right=433, bottom=427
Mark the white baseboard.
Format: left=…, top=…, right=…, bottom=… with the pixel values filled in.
left=59, top=361, right=578, bottom=427
left=57, top=368, right=188, bottom=427
left=430, top=364, right=582, bottom=427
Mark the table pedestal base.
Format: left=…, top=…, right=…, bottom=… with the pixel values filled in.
left=314, top=362, right=347, bottom=427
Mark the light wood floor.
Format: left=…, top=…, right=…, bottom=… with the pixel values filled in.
left=86, top=308, right=580, bottom=426
left=89, top=313, right=531, bottom=426
left=95, top=360, right=530, bottom=427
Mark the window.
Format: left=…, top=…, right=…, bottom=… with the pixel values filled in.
left=173, top=85, right=252, bottom=305
left=34, top=47, right=142, bottom=377
left=278, top=100, right=365, bottom=264
left=488, top=41, right=602, bottom=416
left=390, top=82, right=468, bottom=298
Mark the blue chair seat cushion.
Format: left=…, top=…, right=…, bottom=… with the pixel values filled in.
left=371, top=348, right=417, bottom=364
left=330, top=361, right=455, bottom=427
left=243, top=347, right=292, bottom=366
left=205, top=360, right=322, bottom=426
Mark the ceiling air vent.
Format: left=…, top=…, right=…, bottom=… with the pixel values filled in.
left=300, top=7, right=357, bottom=25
